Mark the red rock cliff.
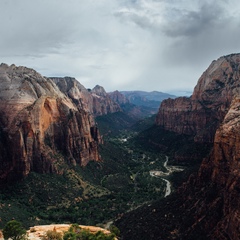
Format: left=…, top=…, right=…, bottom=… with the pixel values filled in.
left=108, top=90, right=130, bottom=105
left=172, top=54, right=240, bottom=238
left=189, top=97, right=240, bottom=239
left=115, top=54, right=240, bottom=240
left=0, top=64, right=100, bottom=184
left=156, top=54, right=240, bottom=143
left=171, top=96, right=240, bottom=239
left=51, top=78, right=121, bottom=117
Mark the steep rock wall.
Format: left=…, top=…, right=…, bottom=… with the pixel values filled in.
left=156, top=54, right=240, bottom=143
left=191, top=97, right=240, bottom=239
left=116, top=54, right=240, bottom=239
left=0, top=64, right=100, bottom=184
left=52, top=78, right=121, bottom=117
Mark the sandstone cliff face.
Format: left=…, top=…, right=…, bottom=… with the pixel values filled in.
left=52, top=78, right=121, bottom=117
left=169, top=96, right=240, bottom=239
left=91, top=85, right=121, bottom=116
left=161, top=54, right=240, bottom=238
left=0, top=64, right=100, bottom=184
left=156, top=54, right=240, bottom=143
left=108, top=90, right=129, bottom=105
left=116, top=54, right=240, bottom=240
left=191, top=97, right=240, bottom=239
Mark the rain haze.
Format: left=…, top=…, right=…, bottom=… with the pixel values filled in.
left=1, top=0, right=240, bottom=95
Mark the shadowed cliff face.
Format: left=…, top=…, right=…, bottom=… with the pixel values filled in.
left=193, top=97, right=240, bottom=239
left=116, top=54, right=240, bottom=239
left=174, top=96, right=240, bottom=239
left=0, top=64, right=100, bottom=184
left=158, top=54, right=240, bottom=238
left=156, top=54, right=240, bottom=143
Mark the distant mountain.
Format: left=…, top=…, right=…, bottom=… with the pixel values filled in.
left=108, top=90, right=159, bottom=119
left=51, top=79, right=121, bottom=117
left=120, top=90, right=176, bottom=109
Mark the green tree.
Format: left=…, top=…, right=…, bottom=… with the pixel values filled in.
left=63, top=231, right=76, bottom=240
left=109, top=225, right=120, bottom=237
left=2, top=220, right=27, bottom=240
left=63, top=224, right=115, bottom=240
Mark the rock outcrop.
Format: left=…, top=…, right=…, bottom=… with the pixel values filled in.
left=27, top=224, right=114, bottom=240
left=52, top=78, right=121, bottom=117
left=116, top=53, right=240, bottom=239
left=187, top=96, right=240, bottom=239
left=108, top=90, right=158, bottom=119
left=91, top=85, right=121, bottom=116
left=108, top=90, right=129, bottom=105
left=0, top=64, right=100, bottom=185
left=167, top=95, right=240, bottom=239
left=156, top=54, right=240, bottom=143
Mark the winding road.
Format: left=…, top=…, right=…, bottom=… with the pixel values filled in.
left=162, top=156, right=171, bottom=197
left=150, top=156, right=183, bottom=198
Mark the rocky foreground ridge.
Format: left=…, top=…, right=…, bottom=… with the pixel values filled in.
left=0, top=224, right=115, bottom=240
left=116, top=53, right=240, bottom=239
left=0, top=64, right=113, bottom=185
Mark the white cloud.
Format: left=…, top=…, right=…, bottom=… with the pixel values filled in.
left=1, top=0, right=240, bottom=93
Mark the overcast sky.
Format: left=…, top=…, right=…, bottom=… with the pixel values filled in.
left=1, top=0, right=240, bottom=94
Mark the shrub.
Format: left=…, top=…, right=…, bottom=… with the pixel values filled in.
left=63, top=224, right=115, bottom=240
left=68, top=224, right=81, bottom=234
left=2, top=220, right=27, bottom=240
left=63, top=231, right=76, bottom=240
left=109, top=225, right=120, bottom=237
left=42, top=229, right=62, bottom=240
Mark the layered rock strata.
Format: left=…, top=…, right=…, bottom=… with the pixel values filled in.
left=108, top=90, right=129, bottom=105
left=0, top=64, right=100, bottom=184
left=51, top=78, right=121, bottom=117
left=190, top=96, right=240, bottom=239
left=116, top=53, right=240, bottom=239
left=156, top=54, right=240, bottom=143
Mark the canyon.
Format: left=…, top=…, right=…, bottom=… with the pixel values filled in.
left=116, top=53, right=240, bottom=239
left=1, top=53, right=240, bottom=239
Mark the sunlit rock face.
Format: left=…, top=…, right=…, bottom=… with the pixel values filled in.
left=0, top=64, right=100, bottom=184
left=156, top=54, right=240, bottom=143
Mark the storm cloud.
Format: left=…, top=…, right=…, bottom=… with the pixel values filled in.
left=1, top=0, right=240, bottom=94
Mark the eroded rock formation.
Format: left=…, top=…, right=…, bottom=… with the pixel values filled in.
left=52, top=78, right=121, bottom=117
left=156, top=53, right=240, bottom=143
left=116, top=53, right=240, bottom=239
left=188, top=96, right=240, bottom=239
left=0, top=64, right=100, bottom=184
left=108, top=90, right=129, bottom=105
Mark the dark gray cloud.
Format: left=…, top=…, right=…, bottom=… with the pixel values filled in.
left=162, top=2, right=225, bottom=37
left=1, top=0, right=240, bottom=94
left=159, top=0, right=240, bottom=69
